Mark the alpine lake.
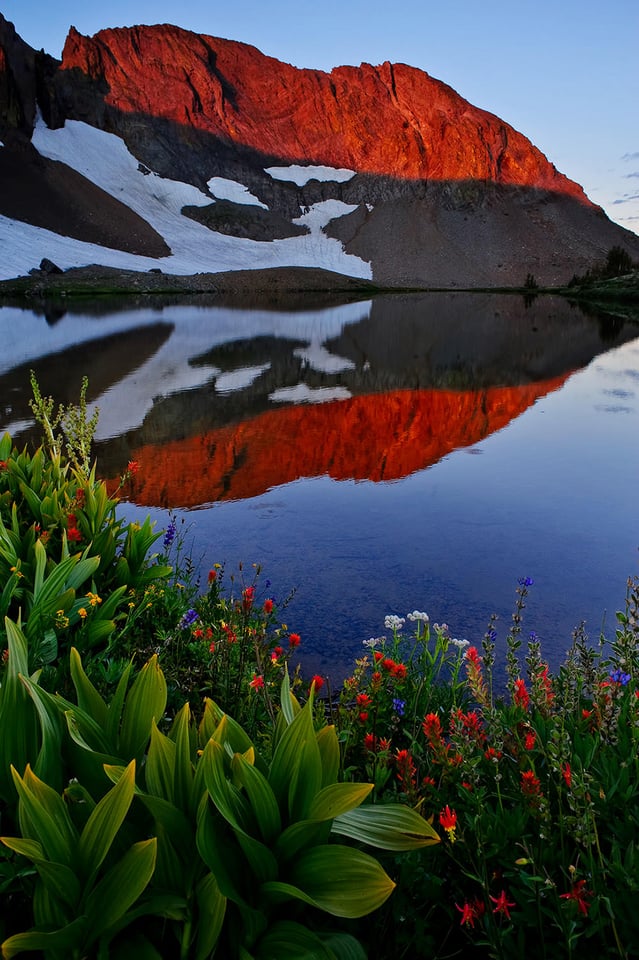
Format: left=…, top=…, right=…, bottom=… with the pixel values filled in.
left=2, top=289, right=638, bottom=683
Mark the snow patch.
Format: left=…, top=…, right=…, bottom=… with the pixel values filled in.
left=0, top=117, right=372, bottom=282
left=294, top=344, right=355, bottom=374
left=265, top=164, right=356, bottom=186
left=207, top=177, right=268, bottom=209
left=215, top=364, right=271, bottom=394
left=269, top=385, right=352, bottom=404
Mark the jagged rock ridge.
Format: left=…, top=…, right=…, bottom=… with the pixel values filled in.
left=1, top=15, right=639, bottom=286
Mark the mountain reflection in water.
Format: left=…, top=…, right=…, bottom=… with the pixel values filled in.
left=1, top=292, right=638, bottom=680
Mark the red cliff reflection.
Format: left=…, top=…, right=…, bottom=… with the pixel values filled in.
left=109, top=376, right=569, bottom=508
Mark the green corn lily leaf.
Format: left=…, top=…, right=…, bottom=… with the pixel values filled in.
left=168, top=702, right=195, bottom=815
left=19, top=677, right=65, bottom=792
left=201, top=739, right=252, bottom=832
left=11, top=765, right=78, bottom=868
left=319, top=932, right=368, bottom=960
left=0, top=619, right=39, bottom=803
left=1, top=916, right=89, bottom=958
left=85, top=838, right=157, bottom=941
left=268, top=700, right=321, bottom=819
left=316, top=725, right=340, bottom=788
left=106, top=661, right=133, bottom=745
left=145, top=722, right=176, bottom=802
left=194, top=871, right=226, bottom=960
left=0, top=837, right=44, bottom=861
left=307, top=783, right=373, bottom=822
left=202, top=742, right=278, bottom=883
left=137, top=794, right=194, bottom=857
left=232, top=753, right=281, bottom=844
left=35, top=860, right=82, bottom=910
left=118, top=655, right=167, bottom=760
left=265, top=845, right=396, bottom=918
left=196, top=795, right=247, bottom=906
left=254, top=920, right=336, bottom=960
left=274, top=820, right=331, bottom=864
left=78, top=760, right=136, bottom=887
left=279, top=668, right=297, bottom=726
left=69, top=647, right=108, bottom=728
left=331, top=804, right=441, bottom=850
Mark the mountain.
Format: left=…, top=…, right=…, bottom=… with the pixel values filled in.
left=1, top=15, right=638, bottom=286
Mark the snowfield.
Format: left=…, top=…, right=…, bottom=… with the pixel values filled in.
left=0, top=117, right=371, bottom=281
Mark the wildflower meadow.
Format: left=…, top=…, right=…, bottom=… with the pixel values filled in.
left=0, top=376, right=638, bottom=958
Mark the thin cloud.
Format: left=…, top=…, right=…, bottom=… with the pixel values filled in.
left=622, top=152, right=639, bottom=161
left=624, top=172, right=639, bottom=179
left=612, top=193, right=639, bottom=205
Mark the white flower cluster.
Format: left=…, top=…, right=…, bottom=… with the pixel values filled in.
left=362, top=636, right=385, bottom=648
left=450, top=638, right=470, bottom=649
left=384, top=615, right=406, bottom=631
left=407, top=610, right=429, bottom=622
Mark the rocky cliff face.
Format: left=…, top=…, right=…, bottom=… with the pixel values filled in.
left=55, top=24, right=584, bottom=198
left=1, top=15, right=638, bottom=286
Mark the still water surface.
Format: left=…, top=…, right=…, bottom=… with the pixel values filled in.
left=1, top=292, right=638, bottom=680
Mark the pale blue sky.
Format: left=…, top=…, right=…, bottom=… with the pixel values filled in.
left=4, top=0, right=638, bottom=235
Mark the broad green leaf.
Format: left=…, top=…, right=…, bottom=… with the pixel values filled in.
left=202, top=743, right=277, bottom=882
left=201, top=739, right=251, bottom=832
left=119, top=656, right=167, bottom=759
left=316, top=725, right=340, bottom=788
left=137, top=794, right=194, bottom=857
left=232, top=753, right=281, bottom=843
left=78, top=760, right=136, bottom=886
left=268, top=702, right=321, bottom=818
left=319, top=931, right=367, bottom=960
left=274, top=820, right=331, bottom=863
left=1, top=916, right=88, bottom=958
left=0, top=620, right=39, bottom=802
left=279, top=668, right=296, bottom=726
left=11, top=765, right=78, bottom=868
left=196, top=795, right=247, bottom=906
left=35, top=860, right=82, bottom=910
left=69, top=647, right=108, bottom=728
left=307, top=783, right=373, bottom=822
left=0, top=837, right=44, bottom=861
left=19, top=677, right=65, bottom=792
left=331, top=804, right=441, bottom=850
left=255, top=920, right=336, bottom=960
left=281, top=845, right=395, bottom=918
left=145, top=723, right=176, bottom=802
left=194, top=871, right=226, bottom=960
left=85, top=838, right=157, bottom=940
left=169, top=702, right=194, bottom=815
left=106, top=662, right=133, bottom=745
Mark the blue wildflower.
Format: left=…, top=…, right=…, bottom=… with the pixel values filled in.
left=392, top=698, right=406, bottom=717
left=609, top=668, right=631, bottom=686
left=163, top=520, right=177, bottom=549
left=518, top=577, right=534, bottom=587
left=178, top=608, right=199, bottom=630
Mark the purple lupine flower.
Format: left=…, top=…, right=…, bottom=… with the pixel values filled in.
left=518, top=577, right=534, bottom=587
left=609, top=668, right=631, bottom=685
left=178, top=608, right=199, bottom=630
left=392, top=698, right=406, bottom=717
left=163, top=520, right=177, bottom=549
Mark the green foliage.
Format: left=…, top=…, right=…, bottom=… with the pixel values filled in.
left=0, top=405, right=171, bottom=679
left=1, top=761, right=158, bottom=960
left=340, top=578, right=639, bottom=958
left=1, top=654, right=438, bottom=959
left=568, top=244, right=637, bottom=287
left=29, top=370, right=99, bottom=479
